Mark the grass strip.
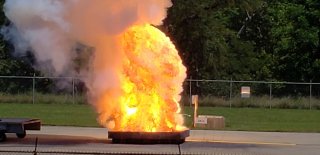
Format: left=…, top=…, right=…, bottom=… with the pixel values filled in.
left=1, top=103, right=319, bottom=132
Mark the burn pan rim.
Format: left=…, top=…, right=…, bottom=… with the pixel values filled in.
left=108, top=130, right=190, bottom=144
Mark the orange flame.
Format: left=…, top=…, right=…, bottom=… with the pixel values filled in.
left=98, top=24, right=186, bottom=132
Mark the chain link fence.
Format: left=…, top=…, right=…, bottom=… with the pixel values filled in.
left=0, top=76, right=85, bottom=105
left=0, top=76, right=320, bottom=109
left=183, top=79, right=320, bottom=109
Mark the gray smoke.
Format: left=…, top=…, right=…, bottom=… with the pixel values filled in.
left=2, top=0, right=171, bottom=77
left=1, top=0, right=172, bottom=100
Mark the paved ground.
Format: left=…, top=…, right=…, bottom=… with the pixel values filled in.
left=0, top=126, right=320, bottom=155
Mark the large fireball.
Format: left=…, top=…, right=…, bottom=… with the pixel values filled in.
left=97, top=24, right=187, bottom=132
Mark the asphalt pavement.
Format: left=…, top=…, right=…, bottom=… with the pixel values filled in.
left=0, top=126, right=319, bottom=155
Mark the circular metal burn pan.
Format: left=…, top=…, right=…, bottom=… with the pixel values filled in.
left=108, top=130, right=190, bottom=144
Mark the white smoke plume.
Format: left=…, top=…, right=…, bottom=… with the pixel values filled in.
left=2, top=0, right=171, bottom=76
left=2, top=0, right=172, bottom=88
left=2, top=0, right=187, bottom=131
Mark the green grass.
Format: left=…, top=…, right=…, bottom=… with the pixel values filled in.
left=182, top=106, right=320, bottom=132
left=1, top=103, right=319, bottom=132
left=2, top=93, right=320, bottom=109
left=181, top=95, right=320, bottom=109
left=0, top=103, right=98, bottom=127
left=0, top=93, right=86, bottom=104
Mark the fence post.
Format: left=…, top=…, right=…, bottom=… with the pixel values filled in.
left=189, top=78, right=192, bottom=107
left=72, top=77, right=75, bottom=104
left=309, top=80, right=312, bottom=110
left=32, top=73, right=35, bottom=104
left=229, top=78, right=233, bottom=108
left=269, top=84, right=272, bottom=109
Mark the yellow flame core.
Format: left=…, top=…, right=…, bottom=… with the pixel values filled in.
left=105, top=24, right=186, bottom=132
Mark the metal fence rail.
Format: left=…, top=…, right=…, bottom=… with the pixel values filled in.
left=185, top=79, right=320, bottom=109
left=0, top=75, right=82, bottom=105
left=0, top=75, right=320, bottom=109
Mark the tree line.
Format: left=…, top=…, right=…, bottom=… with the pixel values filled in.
left=163, top=0, right=319, bottom=96
left=0, top=0, right=319, bottom=96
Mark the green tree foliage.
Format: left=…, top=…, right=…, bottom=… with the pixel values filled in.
left=163, top=0, right=264, bottom=94
left=164, top=0, right=319, bottom=96
left=164, top=0, right=263, bottom=81
left=0, top=0, right=319, bottom=96
left=266, top=0, right=320, bottom=82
